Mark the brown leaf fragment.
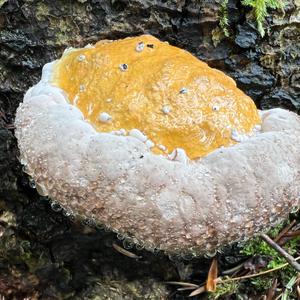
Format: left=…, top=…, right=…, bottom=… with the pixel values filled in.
left=296, top=276, right=300, bottom=298
left=266, top=278, right=278, bottom=300
left=206, top=258, right=218, bottom=292
left=297, top=285, right=300, bottom=298
left=177, top=287, right=198, bottom=291
left=112, top=243, right=141, bottom=259
left=165, top=281, right=199, bottom=288
left=188, top=286, right=206, bottom=297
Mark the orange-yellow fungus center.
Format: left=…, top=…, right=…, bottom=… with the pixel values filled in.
left=51, top=35, right=260, bottom=159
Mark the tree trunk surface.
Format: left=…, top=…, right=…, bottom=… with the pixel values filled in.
left=0, top=0, right=299, bottom=299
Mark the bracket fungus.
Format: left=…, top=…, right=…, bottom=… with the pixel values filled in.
left=15, top=35, right=300, bottom=256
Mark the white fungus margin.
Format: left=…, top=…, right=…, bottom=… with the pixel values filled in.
left=15, top=61, right=300, bottom=256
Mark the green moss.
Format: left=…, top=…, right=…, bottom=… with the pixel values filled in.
left=36, top=2, right=50, bottom=22
left=212, top=27, right=225, bottom=47
left=0, top=0, right=7, bottom=8
left=208, top=278, right=238, bottom=299
left=218, top=0, right=284, bottom=37
left=241, top=0, right=284, bottom=36
left=248, top=275, right=273, bottom=291
left=219, top=0, right=229, bottom=37
left=240, top=221, right=299, bottom=293
left=47, top=18, right=76, bottom=46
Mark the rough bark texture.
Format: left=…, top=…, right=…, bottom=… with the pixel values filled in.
left=0, top=0, right=299, bottom=299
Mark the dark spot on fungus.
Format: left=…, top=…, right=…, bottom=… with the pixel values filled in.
left=119, top=63, right=128, bottom=71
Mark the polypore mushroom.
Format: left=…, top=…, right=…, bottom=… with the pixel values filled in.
left=15, top=35, right=300, bottom=256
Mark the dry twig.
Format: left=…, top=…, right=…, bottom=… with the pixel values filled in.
left=261, top=233, right=300, bottom=272
left=218, top=255, right=300, bottom=284
left=274, top=220, right=296, bottom=243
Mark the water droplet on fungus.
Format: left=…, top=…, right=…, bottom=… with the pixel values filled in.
left=179, top=87, right=188, bottom=94
left=78, top=54, right=86, bottom=62
left=51, top=201, right=62, bottom=212
left=135, top=41, right=145, bottom=52
left=29, top=179, right=36, bottom=188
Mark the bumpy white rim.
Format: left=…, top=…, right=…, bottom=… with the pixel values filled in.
left=15, top=60, right=300, bottom=255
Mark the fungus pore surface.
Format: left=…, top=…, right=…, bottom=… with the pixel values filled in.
left=51, top=35, right=260, bottom=159
left=15, top=35, right=300, bottom=256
